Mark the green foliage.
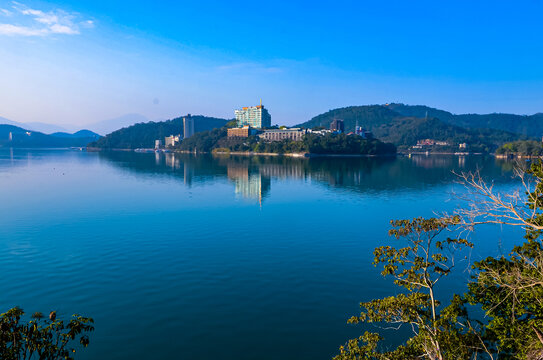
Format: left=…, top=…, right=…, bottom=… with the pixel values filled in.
left=496, top=140, right=543, bottom=156
left=177, top=130, right=396, bottom=155
left=336, top=217, right=481, bottom=360
left=0, top=307, right=94, bottom=360
left=177, top=127, right=228, bottom=152
left=304, top=133, right=396, bottom=155
left=387, top=103, right=543, bottom=137
left=463, top=161, right=543, bottom=358
left=466, top=241, right=543, bottom=359
left=336, top=161, right=543, bottom=360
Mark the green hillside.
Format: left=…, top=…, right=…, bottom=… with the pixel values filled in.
left=300, top=105, right=399, bottom=131
left=89, top=115, right=229, bottom=149
left=0, top=125, right=100, bottom=148
left=387, top=103, right=543, bottom=137
left=297, top=105, right=525, bottom=152
left=373, top=117, right=522, bottom=152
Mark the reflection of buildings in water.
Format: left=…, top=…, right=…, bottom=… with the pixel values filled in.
left=410, top=155, right=454, bottom=169
left=258, top=163, right=307, bottom=180
left=165, top=153, right=181, bottom=170
left=183, top=162, right=194, bottom=186
left=458, top=156, right=466, bottom=168
left=227, top=164, right=270, bottom=204
left=155, top=152, right=161, bottom=165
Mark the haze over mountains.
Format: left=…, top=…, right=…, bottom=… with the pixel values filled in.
left=0, top=124, right=100, bottom=148
left=0, top=116, right=69, bottom=134
left=0, top=113, right=152, bottom=136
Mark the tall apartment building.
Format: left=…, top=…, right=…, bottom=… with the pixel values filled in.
left=235, top=101, right=271, bottom=128
left=183, top=115, right=195, bottom=139
left=330, top=119, right=344, bottom=133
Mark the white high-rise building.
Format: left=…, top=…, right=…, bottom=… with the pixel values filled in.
left=235, top=100, right=271, bottom=129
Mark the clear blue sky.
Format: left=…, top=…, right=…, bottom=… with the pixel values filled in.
left=1, top=0, right=542, bottom=127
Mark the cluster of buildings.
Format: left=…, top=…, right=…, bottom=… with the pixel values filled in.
left=156, top=115, right=194, bottom=150
left=228, top=104, right=372, bottom=142
left=416, top=139, right=450, bottom=147
left=155, top=102, right=375, bottom=149
left=227, top=101, right=308, bottom=142
left=411, top=139, right=468, bottom=151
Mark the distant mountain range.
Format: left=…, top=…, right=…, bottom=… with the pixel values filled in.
left=0, top=125, right=101, bottom=148
left=298, top=104, right=533, bottom=152
left=89, top=115, right=229, bottom=149
left=0, top=113, right=151, bottom=136
left=0, top=116, right=69, bottom=134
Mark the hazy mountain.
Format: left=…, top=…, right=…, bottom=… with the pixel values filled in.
left=50, top=130, right=101, bottom=140
left=89, top=115, right=228, bottom=149
left=0, top=125, right=100, bottom=148
left=85, top=114, right=150, bottom=136
left=0, top=116, right=68, bottom=134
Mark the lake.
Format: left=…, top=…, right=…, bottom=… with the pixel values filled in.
left=0, top=149, right=524, bottom=359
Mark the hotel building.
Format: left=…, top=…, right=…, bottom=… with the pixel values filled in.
left=235, top=101, right=272, bottom=129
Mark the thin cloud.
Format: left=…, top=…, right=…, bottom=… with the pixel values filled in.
left=0, top=2, right=91, bottom=37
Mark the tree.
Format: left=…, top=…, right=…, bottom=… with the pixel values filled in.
left=456, top=161, right=543, bottom=358
left=335, top=217, right=485, bottom=360
left=0, top=307, right=94, bottom=360
left=335, top=161, right=543, bottom=360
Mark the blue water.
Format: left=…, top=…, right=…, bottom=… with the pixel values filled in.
left=0, top=149, right=523, bottom=359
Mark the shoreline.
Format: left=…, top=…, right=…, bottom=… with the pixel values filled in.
left=87, top=147, right=396, bottom=157
left=88, top=147, right=528, bottom=158
left=208, top=151, right=396, bottom=158
left=495, top=154, right=543, bottom=159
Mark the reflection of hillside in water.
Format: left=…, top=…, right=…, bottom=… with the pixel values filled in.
left=96, top=152, right=518, bottom=202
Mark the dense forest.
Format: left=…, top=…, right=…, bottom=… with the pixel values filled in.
left=298, top=105, right=526, bottom=152
left=496, top=140, right=543, bottom=156
left=386, top=103, right=543, bottom=137
left=88, top=115, right=228, bottom=149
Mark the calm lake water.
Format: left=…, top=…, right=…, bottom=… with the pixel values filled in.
left=0, top=149, right=524, bottom=359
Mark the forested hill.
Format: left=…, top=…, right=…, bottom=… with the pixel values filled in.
left=88, top=115, right=229, bottom=149
left=300, top=105, right=399, bottom=131
left=297, top=105, right=527, bottom=152
left=386, top=103, right=543, bottom=136
left=0, top=124, right=100, bottom=148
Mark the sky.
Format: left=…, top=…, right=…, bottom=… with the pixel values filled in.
left=1, top=0, right=543, bottom=128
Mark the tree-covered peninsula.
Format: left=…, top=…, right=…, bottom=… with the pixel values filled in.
left=496, top=140, right=543, bottom=157
left=176, top=127, right=396, bottom=155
